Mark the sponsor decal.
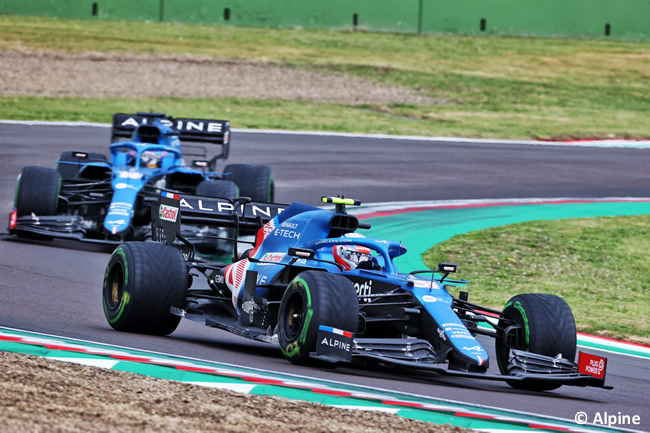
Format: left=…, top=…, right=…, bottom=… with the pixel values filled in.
left=462, top=345, right=483, bottom=352
left=437, top=327, right=447, bottom=341
left=120, top=117, right=224, bottom=133
left=316, top=326, right=354, bottom=362
left=114, top=182, right=138, bottom=190
left=314, top=239, right=340, bottom=245
left=578, top=352, right=607, bottom=379
left=159, top=204, right=179, bottom=222
left=225, top=259, right=250, bottom=312
left=353, top=280, right=373, bottom=303
left=106, top=220, right=126, bottom=226
left=442, top=322, right=475, bottom=339
left=108, top=202, right=133, bottom=217
left=319, top=337, right=351, bottom=351
left=421, top=295, right=437, bottom=303
left=280, top=222, right=298, bottom=229
left=9, top=209, right=17, bottom=229
left=261, top=252, right=286, bottom=263
left=179, top=197, right=284, bottom=219
left=118, top=171, right=143, bottom=180
left=273, top=228, right=300, bottom=239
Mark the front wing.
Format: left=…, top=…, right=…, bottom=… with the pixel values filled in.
left=5, top=214, right=121, bottom=245
left=317, top=338, right=611, bottom=389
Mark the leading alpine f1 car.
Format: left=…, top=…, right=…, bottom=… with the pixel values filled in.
left=102, top=194, right=611, bottom=391
left=7, top=112, right=273, bottom=254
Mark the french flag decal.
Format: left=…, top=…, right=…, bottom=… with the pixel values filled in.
left=162, top=192, right=180, bottom=200
left=319, top=326, right=353, bottom=338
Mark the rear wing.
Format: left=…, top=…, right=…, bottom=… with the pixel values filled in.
left=151, top=191, right=286, bottom=258
left=111, top=112, right=231, bottom=157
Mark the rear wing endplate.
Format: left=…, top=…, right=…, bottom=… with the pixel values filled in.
left=151, top=191, right=286, bottom=253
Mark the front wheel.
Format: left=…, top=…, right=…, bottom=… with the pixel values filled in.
left=496, top=293, right=577, bottom=391
left=103, top=242, right=187, bottom=335
left=277, top=271, right=359, bottom=365
left=15, top=166, right=61, bottom=217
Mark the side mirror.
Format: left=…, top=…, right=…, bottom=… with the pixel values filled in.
left=438, top=263, right=457, bottom=273
left=288, top=247, right=315, bottom=260
left=438, top=262, right=457, bottom=283
left=192, top=160, right=211, bottom=168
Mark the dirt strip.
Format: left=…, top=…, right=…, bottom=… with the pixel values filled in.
left=0, top=50, right=436, bottom=105
left=0, top=351, right=469, bottom=433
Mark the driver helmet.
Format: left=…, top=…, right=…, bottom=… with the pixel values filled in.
left=141, top=150, right=163, bottom=168
left=333, top=236, right=372, bottom=271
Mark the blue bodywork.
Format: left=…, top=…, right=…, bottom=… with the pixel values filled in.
left=94, top=120, right=207, bottom=237
left=221, top=200, right=489, bottom=371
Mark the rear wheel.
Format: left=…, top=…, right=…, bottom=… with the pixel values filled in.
left=102, top=242, right=187, bottom=335
left=277, top=271, right=359, bottom=365
left=196, top=179, right=239, bottom=199
left=57, top=151, right=107, bottom=180
left=224, top=164, right=274, bottom=202
left=496, top=293, right=577, bottom=391
left=15, top=166, right=61, bottom=217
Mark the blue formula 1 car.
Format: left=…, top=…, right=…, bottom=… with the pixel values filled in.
left=102, top=194, right=610, bottom=391
left=8, top=112, right=273, bottom=253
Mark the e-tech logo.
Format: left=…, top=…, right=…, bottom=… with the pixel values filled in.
left=273, top=228, right=300, bottom=239
left=354, top=280, right=373, bottom=303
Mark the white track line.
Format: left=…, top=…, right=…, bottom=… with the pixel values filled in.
left=2, top=119, right=650, bottom=148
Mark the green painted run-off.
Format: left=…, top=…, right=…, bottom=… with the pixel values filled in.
left=362, top=201, right=650, bottom=274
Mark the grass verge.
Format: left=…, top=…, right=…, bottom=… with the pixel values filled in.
left=1, top=15, right=649, bottom=139
left=423, top=215, right=650, bottom=343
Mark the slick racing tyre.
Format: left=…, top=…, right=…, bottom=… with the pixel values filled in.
left=103, top=242, right=187, bottom=336
left=15, top=166, right=61, bottom=217
left=277, top=271, right=359, bottom=365
left=57, top=151, right=107, bottom=180
left=195, top=180, right=239, bottom=255
left=223, top=164, right=274, bottom=203
left=196, top=179, right=239, bottom=199
left=496, top=293, right=577, bottom=391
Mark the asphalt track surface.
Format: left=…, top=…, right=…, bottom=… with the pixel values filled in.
left=1, top=123, right=649, bottom=431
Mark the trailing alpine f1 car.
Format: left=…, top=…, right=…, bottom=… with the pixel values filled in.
left=7, top=112, right=273, bottom=254
left=102, top=194, right=611, bottom=391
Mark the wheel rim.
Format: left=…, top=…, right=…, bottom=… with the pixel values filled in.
left=283, top=291, right=305, bottom=341
left=106, top=262, right=125, bottom=311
